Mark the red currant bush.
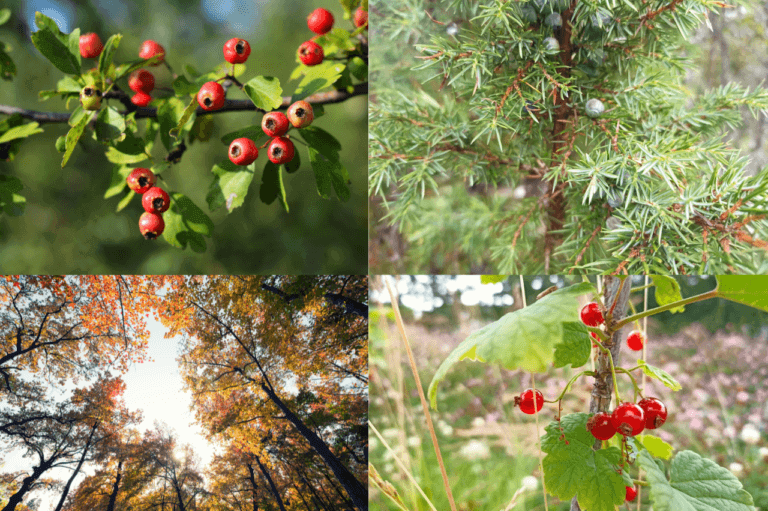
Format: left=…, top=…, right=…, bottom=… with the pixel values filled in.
left=138, top=212, right=164, bottom=239
left=142, top=187, right=171, bottom=213
left=139, top=40, right=165, bottom=64
left=79, top=33, right=103, bottom=58
left=268, top=137, right=295, bottom=165
left=287, top=100, right=314, bottom=128
left=626, top=330, right=645, bottom=351
left=637, top=397, right=667, bottom=430
left=299, top=40, right=324, bottom=66
left=223, top=38, right=251, bottom=64
left=307, top=8, right=334, bottom=35
left=611, top=402, right=645, bottom=436
left=625, top=486, right=637, bottom=502
left=586, top=412, right=616, bottom=440
left=580, top=302, right=604, bottom=327
left=262, top=111, right=290, bottom=138
left=517, top=389, right=544, bottom=414
left=197, top=81, right=226, bottom=111
left=228, top=138, right=259, bottom=166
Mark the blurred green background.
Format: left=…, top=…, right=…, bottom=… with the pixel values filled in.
left=0, top=0, right=367, bottom=273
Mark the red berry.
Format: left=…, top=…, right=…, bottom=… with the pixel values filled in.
left=262, top=111, right=290, bottom=138
left=139, top=40, right=165, bottom=64
left=611, top=402, right=645, bottom=437
left=228, top=138, right=259, bottom=166
left=626, top=330, right=645, bottom=351
left=517, top=389, right=544, bottom=415
left=131, top=91, right=153, bottom=107
left=586, top=412, right=616, bottom=440
left=287, top=100, right=314, bottom=128
left=129, top=69, right=155, bottom=93
left=79, top=33, right=103, bottom=59
left=625, top=486, right=637, bottom=502
left=197, top=81, right=226, bottom=111
left=307, top=8, right=334, bottom=35
left=223, top=38, right=251, bottom=64
left=637, top=397, right=667, bottom=430
left=580, top=302, right=604, bottom=327
left=268, top=137, right=295, bottom=165
left=141, top=187, right=170, bottom=213
left=139, top=212, right=165, bottom=240
left=126, top=168, right=156, bottom=194
left=354, top=7, right=368, bottom=29
left=298, top=40, right=324, bottom=66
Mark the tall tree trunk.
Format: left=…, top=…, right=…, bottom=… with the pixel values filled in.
left=253, top=456, right=287, bottom=511
left=53, top=421, right=99, bottom=511
left=291, top=482, right=315, bottom=511
left=105, top=460, right=123, bottom=511
left=246, top=463, right=260, bottom=511
left=173, top=480, right=186, bottom=511
left=1, top=457, right=55, bottom=511
left=260, top=383, right=367, bottom=511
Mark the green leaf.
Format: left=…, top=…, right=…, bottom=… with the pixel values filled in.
left=67, top=27, right=81, bottom=70
left=116, top=189, right=133, bottom=212
left=157, top=97, right=190, bottom=150
left=172, top=75, right=198, bottom=96
left=260, top=160, right=289, bottom=212
left=553, top=322, right=591, bottom=369
left=348, top=56, right=368, bottom=81
left=0, top=175, right=25, bottom=216
left=542, top=413, right=632, bottom=511
left=0, top=9, right=11, bottom=26
left=94, top=106, right=126, bottom=141
left=31, top=27, right=80, bottom=75
left=291, top=61, right=345, bottom=101
left=428, top=282, right=596, bottom=409
left=56, top=76, right=83, bottom=93
left=243, top=76, right=283, bottom=111
left=636, top=434, right=674, bottom=460
left=169, top=97, right=198, bottom=140
left=163, top=193, right=214, bottom=250
left=62, top=111, right=94, bottom=167
left=715, top=276, right=768, bottom=312
left=220, top=125, right=265, bottom=146
left=98, top=34, right=122, bottom=80
left=638, top=450, right=754, bottom=511
left=105, top=132, right=148, bottom=164
left=0, top=42, right=16, bottom=81
left=298, top=125, right=342, bottom=159
left=637, top=360, right=682, bottom=391
left=651, top=276, right=685, bottom=313
left=307, top=147, right=350, bottom=201
left=284, top=148, right=301, bottom=173
left=0, top=123, right=43, bottom=144
left=480, top=275, right=508, bottom=284
left=104, top=165, right=133, bottom=199
left=206, top=159, right=255, bottom=213
left=114, top=55, right=164, bottom=81
left=313, top=28, right=356, bottom=55
left=55, top=135, right=66, bottom=152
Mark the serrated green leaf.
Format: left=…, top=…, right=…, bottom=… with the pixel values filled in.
left=57, top=76, right=83, bottom=93
left=291, top=61, right=345, bottom=101
left=428, top=282, right=596, bottom=409
left=638, top=450, right=754, bottom=511
left=260, top=160, right=288, bottom=212
left=169, top=97, right=197, bottom=140
left=636, top=434, right=674, bottom=460
left=637, top=360, right=682, bottom=391
left=157, top=97, right=189, bottom=150
left=313, top=28, right=356, bottom=55
left=480, top=275, right=507, bottom=284
left=116, top=189, right=133, bottom=212
left=299, top=125, right=342, bottom=158
left=94, top=106, right=126, bottom=141
left=62, top=111, right=94, bottom=167
left=0, top=123, right=43, bottom=144
left=206, top=159, right=255, bottom=213
left=31, top=27, right=80, bottom=75
left=98, top=34, right=122, bottom=80
left=307, top=147, right=350, bottom=201
left=67, top=27, right=81, bottom=70
left=553, top=322, right=591, bottom=369
left=104, top=165, right=133, bottom=199
left=651, top=276, right=685, bottom=313
left=243, top=76, right=283, bottom=111
left=162, top=193, right=214, bottom=250
left=0, top=175, right=25, bottom=216
left=715, top=276, right=768, bottom=312
left=105, top=132, right=148, bottom=164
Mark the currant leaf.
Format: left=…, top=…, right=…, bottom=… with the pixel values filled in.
left=637, top=360, right=682, bottom=391
left=636, top=434, right=674, bottom=460
left=716, top=276, right=768, bottom=312
left=650, top=276, right=685, bottom=313
left=479, top=275, right=508, bottom=284
left=553, top=321, right=591, bottom=369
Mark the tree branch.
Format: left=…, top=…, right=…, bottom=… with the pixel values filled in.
left=0, top=82, right=368, bottom=124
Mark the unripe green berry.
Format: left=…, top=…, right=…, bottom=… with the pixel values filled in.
left=80, top=86, right=102, bottom=111
left=545, top=12, right=562, bottom=29
left=585, top=98, right=604, bottom=118
left=543, top=37, right=559, bottom=52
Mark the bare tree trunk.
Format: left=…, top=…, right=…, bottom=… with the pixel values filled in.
left=105, top=460, right=123, bottom=511
left=246, top=462, right=260, bottom=511
left=253, top=456, right=287, bottom=511
left=1, top=458, right=55, bottom=511
left=53, top=421, right=99, bottom=511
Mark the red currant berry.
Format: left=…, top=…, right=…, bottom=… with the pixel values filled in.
left=228, top=138, right=259, bottom=166
left=139, top=212, right=164, bottom=240
left=307, top=8, right=334, bottom=35
left=131, top=91, right=153, bottom=107
left=626, top=330, right=645, bottom=351
left=223, top=38, right=251, bottom=64
left=197, top=81, right=226, bottom=111
left=586, top=412, right=616, bottom=440
left=139, top=40, right=165, bottom=64
left=637, top=397, right=667, bottom=430
left=611, top=402, right=645, bottom=437
left=298, top=40, right=324, bottom=66
left=79, top=33, right=103, bottom=59
left=141, top=187, right=170, bottom=213
left=354, top=7, right=368, bottom=29
left=262, top=111, right=290, bottom=138
left=268, top=137, right=295, bottom=165
left=129, top=69, right=155, bottom=93
left=625, top=486, right=637, bottom=502
left=580, top=302, right=604, bottom=327
left=287, top=100, right=314, bottom=128
left=517, top=389, right=544, bottom=415
left=126, top=168, right=156, bottom=194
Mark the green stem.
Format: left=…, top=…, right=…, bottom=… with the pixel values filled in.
left=630, top=284, right=653, bottom=293
left=615, top=368, right=641, bottom=398
left=615, top=289, right=718, bottom=329
left=545, top=370, right=596, bottom=403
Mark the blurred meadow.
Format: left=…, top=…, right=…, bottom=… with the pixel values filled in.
left=369, top=275, right=768, bottom=511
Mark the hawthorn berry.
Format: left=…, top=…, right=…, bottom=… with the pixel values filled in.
left=637, top=397, right=667, bottom=430
left=131, top=91, right=153, bottom=107
left=79, top=33, right=103, bottom=59
left=287, top=100, right=314, bottom=128
left=580, top=302, right=604, bottom=327
left=197, top=81, right=226, bottom=111
left=228, top=138, right=259, bottom=166
left=139, top=212, right=165, bottom=240
left=126, top=168, right=156, bottom=194
left=223, top=38, right=251, bottom=64
left=517, top=389, right=544, bottom=415
left=268, top=137, right=295, bottom=165
left=262, top=111, right=290, bottom=138
left=298, top=40, right=324, bottom=66
left=625, top=486, right=638, bottom=502
left=626, top=330, right=645, bottom=351
left=611, top=402, right=645, bottom=437
left=79, top=86, right=102, bottom=111
left=139, top=40, right=165, bottom=64
left=586, top=98, right=605, bottom=118
left=307, top=8, right=334, bottom=35
left=354, top=8, right=368, bottom=29
left=586, top=412, right=616, bottom=440
left=129, top=69, right=155, bottom=93
left=141, top=187, right=171, bottom=213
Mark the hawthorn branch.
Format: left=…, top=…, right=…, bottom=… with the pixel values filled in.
left=0, top=82, right=368, bottom=124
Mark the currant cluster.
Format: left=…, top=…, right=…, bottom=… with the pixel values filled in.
left=299, top=6, right=369, bottom=66
left=125, top=168, right=168, bottom=239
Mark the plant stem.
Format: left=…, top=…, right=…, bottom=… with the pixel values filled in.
left=615, top=289, right=718, bottom=329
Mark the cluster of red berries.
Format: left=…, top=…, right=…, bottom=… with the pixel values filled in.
left=586, top=397, right=667, bottom=441
left=79, top=34, right=165, bottom=107
left=126, top=168, right=169, bottom=239
left=298, top=6, right=368, bottom=67
left=580, top=302, right=648, bottom=352
left=195, top=37, right=252, bottom=113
